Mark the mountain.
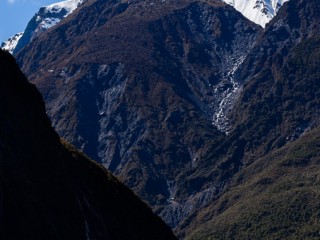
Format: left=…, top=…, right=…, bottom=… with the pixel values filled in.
left=222, top=0, right=289, bottom=27
left=0, top=49, right=176, bottom=239
left=2, top=0, right=285, bottom=55
left=16, top=0, right=320, bottom=238
left=2, top=0, right=286, bottom=55
left=229, top=0, right=320, bottom=162
left=176, top=0, right=320, bottom=201
left=187, top=126, right=320, bottom=239
left=1, top=32, right=23, bottom=54
left=10, top=0, right=84, bottom=54
left=176, top=0, right=320, bottom=237
left=17, top=0, right=260, bottom=229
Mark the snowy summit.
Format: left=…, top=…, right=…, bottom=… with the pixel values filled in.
left=1, top=0, right=84, bottom=55
left=31, top=0, right=84, bottom=37
left=46, top=0, right=84, bottom=14
left=39, top=0, right=84, bottom=30
left=1, top=32, right=23, bottom=54
left=222, top=0, right=289, bottom=27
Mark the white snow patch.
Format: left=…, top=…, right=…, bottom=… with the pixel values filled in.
left=1, top=32, right=23, bottom=53
left=222, top=0, right=289, bottom=27
left=212, top=55, right=246, bottom=134
left=36, top=0, right=84, bottom=32
left=166, top=180, right=176, bottom=203
left=39, top=18, right=61, bottom=30
left=44, top=0, right=84, bottom=16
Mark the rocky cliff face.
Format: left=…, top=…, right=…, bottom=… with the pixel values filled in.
left=0, top=49, right=176, bottom=239
left=178, top=0, right=320, bottom=187
left=17, top=0, right=260, bottom=229
left=177, top=0, right=320, bottom=237
left=229, top=0, right=320, bottom=162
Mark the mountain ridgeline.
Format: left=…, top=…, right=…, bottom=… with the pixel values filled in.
left=15, top=0, right=320, bottom=238
left=0, top=49, right=176, bottom=239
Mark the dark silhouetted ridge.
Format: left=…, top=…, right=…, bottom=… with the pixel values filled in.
left=0, top=49, right=176, bottom=240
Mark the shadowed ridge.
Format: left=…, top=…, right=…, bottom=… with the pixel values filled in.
left=0, top=49, right=177, bottom=239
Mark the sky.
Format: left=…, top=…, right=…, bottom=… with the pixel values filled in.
left=0, top=0, right=58, bottom=42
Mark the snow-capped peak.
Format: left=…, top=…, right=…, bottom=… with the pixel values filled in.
left=36, top=0, right=84, bottom=31
left=3, top=0, right=84, bottom=55
left=222, top=0, right=289, bottom=27
left=45, top=0, right=84, bottom=17
left=1, top=32, right=23, bottom=54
